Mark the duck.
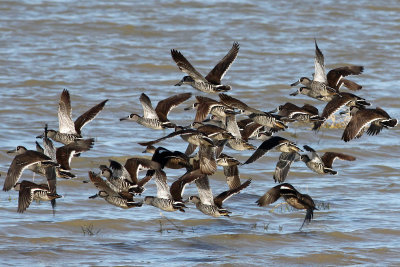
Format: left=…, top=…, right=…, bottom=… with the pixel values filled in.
left=224, top=110, right=257, bottom=151
left=243, top=136, right=302, bottom=165
left=138, top=126, right=215, bottom=156
left=3, top=146, right=59, bottom=192
left=235, top=118, right=272, bottom=141
left=290, top=40, right=339, bottom=102
left=247, top=111, right=288, bottom=132
left=88, top=171, right=142, bottom=209
left=256, top=183, right=316, bottom=230
left=189, top=175, right=251, bottom=217
left=101, top=158, right=162, bottom=195
left=36, top=123, right=94, bottom=178
left=312, top=92, right=371, bottom=131
left=143, top=145, right=192, bottom=171
left=14, top=180, right=61, bottom=213
left=184, top=122, right=234, bottom=156
left=37, top=89, right=108, bottom=145
left=185, top=95, right=235, bottom=123
left=240, top=121, right=272, bottom=141
left=341, top=107, right=397, bottom=142
left=144, top=169, right=205, bottom=212
left=269, top=102, right=323, bottom=123
left=35, top=140, right=75, bottom=179
left=301, top=145, right=356, bottom=175
left=120, top=92, right=191, bottom=130
left=171, top=42, right=240, bottom=93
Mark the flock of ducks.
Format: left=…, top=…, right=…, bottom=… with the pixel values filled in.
left=3, top=40, right=397, bottom=230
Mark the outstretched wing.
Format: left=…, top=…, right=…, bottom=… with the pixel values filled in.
left=74, top=99, right=108, bottom=135
left=321, top=152, right=356, bottom=168
left=205, top=42, right=240, bottom=84
left=139, top=93, right=158, bottom=120
left=171, top=49, right=206, bottom=82
left=58, top=89, right=76, bottom=134
left=155, top=93, right=192, bottom=122
left=313, top=40, right=327, bottom=83
left=214, top=179, right=251, bottom=209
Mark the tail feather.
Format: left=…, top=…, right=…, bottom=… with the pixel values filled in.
left=324, top=168, right=337, bottom=175
left=299, top=208, right=314, bottom=230
left=382, top=119, right=398, bottom=128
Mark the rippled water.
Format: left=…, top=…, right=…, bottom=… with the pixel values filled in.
left=1, top=0, right=400, bottom=266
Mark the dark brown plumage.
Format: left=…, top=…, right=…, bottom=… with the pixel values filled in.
left=256, top=183, right=316, bottom=230
left=342, top=107, right=397, bottom=142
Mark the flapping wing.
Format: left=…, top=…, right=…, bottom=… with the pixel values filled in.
left=321, top=152, right=356, bottom=168
left=194, top=175, right=214, bottom=205
left=109, top=159, right=131, bottom=181
left=58, top=89, right=76, bottom=134
left=225, top=113, right=241, bottom=138
left=256, top=184, right=283, bottom=206
left=273, top=152, right=298, bottom=183
left=342, top=109, right=382, bottom=142
left=74, top=99, right=108, bottom=135
left=155, top=93, right=192, bottom=122
left=88, top=171, right=119, bottom=195
left=313, top=93, right=353, bottom=130
left=327, top=66, right=363, bottom=90
left=214, top=178, right=251, bottom=209
left=139, top=93, right=158, bottom=120
left=45, top=166, right=57, bottom=195
left=154, top=170, right=171, bottom=199
left=313, top=40, right=327, bottom=83
left=56, top=138, right=94, bottom=170
left=43, top=137, right=57, bottom=161
left=170, top=169, right=204, bottom=202
left=171, top=49, right=206, bottom=82
left=198, top=145, right=216, bottom=175
left=138, top=129, right=187, bottom=146
left=3, top=151, right=52, bottom=191
left=243, top=136, right=285, bottom=164
left=223, top=165, right=241, bottom=190
left=17, top=185, right=33, bottom=213
left=205, top=42, right=240, bottom=84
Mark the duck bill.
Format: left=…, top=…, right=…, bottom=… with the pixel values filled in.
left=7, top=148, right=18, bottom=154
left=268, top=107, right=278, bottom=113
left=119, top=116, right=129, bottom=121
left=175, top=80, right=183, bottom=86
left=290, top=80, right=300, bottom=86
left=36, top=133, right=44, bottom=139
left=292, top=145, right=303, bottom=152
left=290, top=89, right=300, bottom=96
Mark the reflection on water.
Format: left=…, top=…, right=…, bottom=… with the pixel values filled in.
left=1, top=0, right=400, bottom=265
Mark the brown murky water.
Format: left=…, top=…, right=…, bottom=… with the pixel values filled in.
left=1, top=0, right=400, bottom=265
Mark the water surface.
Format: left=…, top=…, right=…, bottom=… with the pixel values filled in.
left=1, top=0, right=400, bottom=266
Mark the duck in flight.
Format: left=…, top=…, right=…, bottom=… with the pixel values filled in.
left=171, top=42, right=240, bottom=93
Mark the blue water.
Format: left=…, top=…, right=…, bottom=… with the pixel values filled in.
left=1, top=0, right=399, bottom=265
